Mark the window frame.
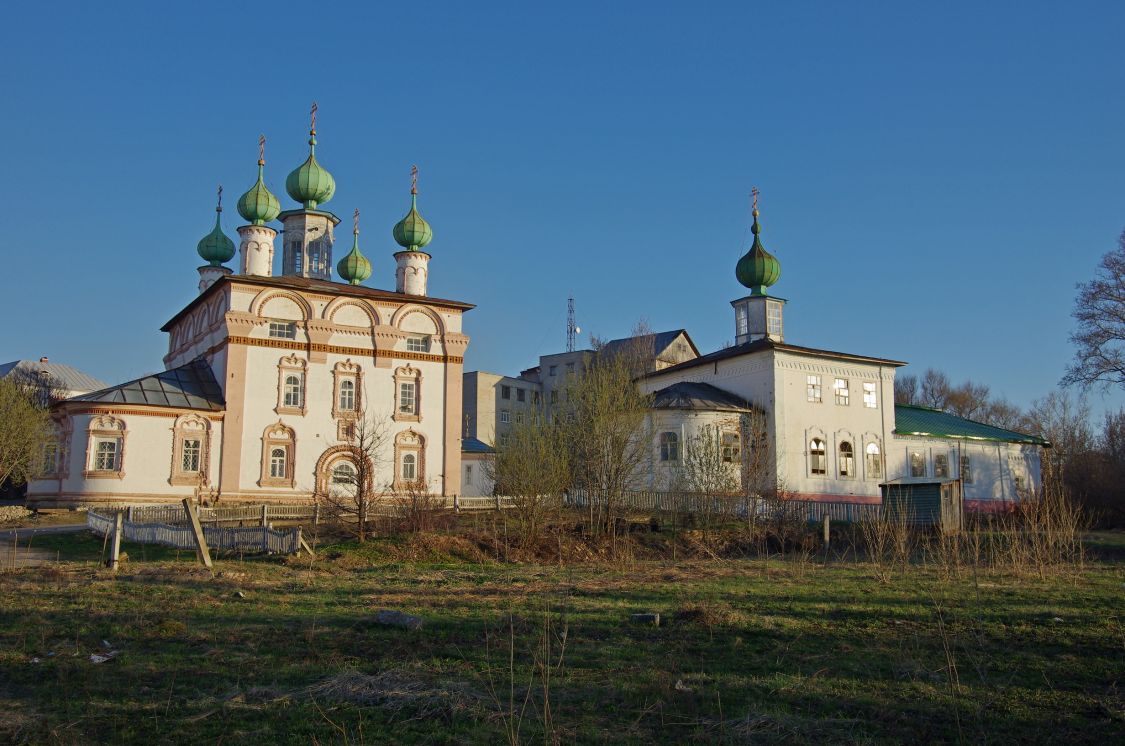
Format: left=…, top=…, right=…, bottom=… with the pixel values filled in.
left=268, top=320, right=297, bottom=340
left=838, top=441, right=854, bottom=478
left=863, top=381, right=877, bottom=408
left=834, top=378, right=850, bottom=406
left=807, top=375, right=822, bottom=403
left=809, top=437, right=827, bottom=476
left=865, top=442, right=882, bottom=480
left=405, top=334, right=431, bottom=353
left=659, top=431, right=680, bottom=462
left=960, top=454, right=973, bottom=484
left=393, top=365, right=422, bottom=423
left=910, top=451, right=926, bottom=478
left=275, top=355, right=308, bottom=416
left=934, top=453, right=950, bottom=479
left=83, top=415, right=126, bottom=479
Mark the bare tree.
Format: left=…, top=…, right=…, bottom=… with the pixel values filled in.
left=487, top=409, right=570, bottom=546
left=1064, top=230, right=1125, bottom=389
left=894, top=374, right=918, bottom=405
left=0, top=377, right=53, bottom=489
left=315, top=412, right=390, bottom=543
left=5, top=366, right=70, bottom=409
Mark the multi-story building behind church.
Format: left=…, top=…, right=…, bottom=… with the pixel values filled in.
left=28, top=115, right=471, bottom=509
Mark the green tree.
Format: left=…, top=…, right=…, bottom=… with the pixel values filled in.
left=0, top=378, right=52, bottom=488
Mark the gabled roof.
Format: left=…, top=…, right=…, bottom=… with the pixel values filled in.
left=600, top=329, right=700, bottom=362
left=162, top=273, right=475, bottom=332
left=0, top=360, right=108, bottom=393
left=64, top=359, right=225, bottom=412
left=894, top=404, right=1049, bottom=447
left=462, top=437, right=495, bottom=454
left=651, top=381, right=755, bottom=413
left=644, top=338, right=906, bottom=379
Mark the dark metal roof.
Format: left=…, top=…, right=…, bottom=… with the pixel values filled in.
left=644, top=338, right=906, bottom=379
left=651, top=381, right=755, bottom=412
left=462, top=437, right=495, bottom=454
left=600, top=329, right=700, bottom=361
left=894, top=404, right=1050, bottom=447
left=64, top=359, right=225, bottom=412
left=162, top=274, right=475, bottom=332
left=0, top=360, right=108, bottom=393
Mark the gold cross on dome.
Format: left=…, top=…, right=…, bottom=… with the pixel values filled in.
left=258, top=134, right=266, bottom=163
left=411, top=164, right=419, bottom=195
left=751, top=186, right=759, bottom=212
left=353, top=208, right=360, bottom=235
left=310, top=101, right=318, bottom=134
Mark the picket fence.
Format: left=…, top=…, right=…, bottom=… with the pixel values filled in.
left=87, top=510, right=303, bottom=554
left=126, top=504, right=317, bottom=526
left=565, top=489, right=879, bottom=524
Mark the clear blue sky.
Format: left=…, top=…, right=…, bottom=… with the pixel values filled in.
left=3, top=1, right=1124, bottom=417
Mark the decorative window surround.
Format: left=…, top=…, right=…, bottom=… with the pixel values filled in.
left=169, top=413, right=211, bottom=486
left=809, top=436, right=827, bottom=476
left=838, top=441, right=854, bottom=478
left=659, top=431, right=680, bottom=462
left=865, top=442, right=883, bottom=480
left=393, top=365, right=422, bottom=423
left=259, top=421, right=296, bottom=488
left=331, top=359, right=362, bottom=420
left=275, top=354, right=308, bottom=416
left=393, top=429, right=426, bottom=492
left=84, top=414, right=126, bottom=479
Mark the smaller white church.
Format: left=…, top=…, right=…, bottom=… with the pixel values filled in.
left=28, top=114, right=472, bottom=509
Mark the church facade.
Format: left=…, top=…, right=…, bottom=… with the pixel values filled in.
left=27, top=116, right=471, bottom=509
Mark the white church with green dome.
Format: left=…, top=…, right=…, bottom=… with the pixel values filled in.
left=28, top=110, right=473, bottom=509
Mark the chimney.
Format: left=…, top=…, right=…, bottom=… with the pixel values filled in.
left=39, top=356, right=49, bottom=363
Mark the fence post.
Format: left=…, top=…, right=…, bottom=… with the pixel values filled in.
left=108, top=511, right=124, bottom=571
left=453, top=494, right=460, bottom=513
left=182, top=498, right=213, bottom=569
left=495, top=494, right=501, bottom=511
left=313, top=504, right=320, bottom=526
left=822, top=514, right=831, bottom=549
left=260, top=504, right=269, bottom=527
left=126, top=505, right=134, bottom=523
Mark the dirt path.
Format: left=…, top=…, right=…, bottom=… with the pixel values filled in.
left=0, top=525, right=86, bottom=569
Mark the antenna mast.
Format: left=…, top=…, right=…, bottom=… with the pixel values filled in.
left=566, top=297, right=577, bottom=353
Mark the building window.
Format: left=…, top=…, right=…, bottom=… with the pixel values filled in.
left=934, top=453, right=949, bottom=478
left=532, top=391, right=541, bottom=405
left=465, top=464, right=474, bottom=486
left=501, top=385, right=511, bottom=400
left=807, top=375, right=822, bottom=403
left=499, top=433, right=510, bottom=447
left=331, top=462, right=355, bottom=484
left=269, top=320, right=297, bottom=339
left=517, top=388, right=526, bottom=402
left=170, top=413, right=210, bottom=486
left=405, top=335, right=431, bottom=353
left=393, top=365, right=422, bottom=422
left=566, top=362, right=575, bottom=374
left=839, top=441, right=854, bottom=478
left=910, top=451, right=926, bottom=478
left=393, top=429, right=425, bottom=491
left=767, top=301, right=783, bottom=337
left=515, top=411, right=524, bottom=425
left=866, top=443, right=882, bottom=479
left=84, top=415, right=126, bottom=479
left=181, top=439, right=201, bottom=473
left=500, top=409, right=510, bottom=424
left=809, top=438, right=826, bottom=475
left=270, top=448, right=287, bottom=478
left=960, top=455, right=973, bottom=484
left=549, top=365, right=557, bottom=376
left=284, top=374, right=304, bottom=408
left=276, top=355, right=308, bottom=416
left=863, top=382, right=877, bottom=408
left=94, top=440, right=119, bottom=471
left=550, top=390, right=558, bottom=404
left=834, top=378, right=849, bottom=406
left=42, top=442, right=60, bottom=475
left=721, top=432, right=740, bottom=463
left=338, top=379, right=355, bottom=412
left=736, top=304, right=748, bottom=338
left=659, top=432, right=680, bottom=462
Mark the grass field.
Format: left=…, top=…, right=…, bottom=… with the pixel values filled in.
left=0, top=528, right=1122, bottom=744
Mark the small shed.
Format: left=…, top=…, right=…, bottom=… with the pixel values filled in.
left=879, top=478, right=963, bottom=533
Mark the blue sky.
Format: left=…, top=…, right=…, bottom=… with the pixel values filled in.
left=2, top=1, right=1124, bottom=417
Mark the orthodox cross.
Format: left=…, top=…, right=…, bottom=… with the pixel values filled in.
left=410, top=164, right=419, bottom=195
left=217, top=185, right=223, bottom=211
left=258, top=134, right=266, bottom=164
left=353, top=208, right=360, bottom=235
left=751, top=186, right=759, bottom=212
left=310, top=101, right=318, bottom=134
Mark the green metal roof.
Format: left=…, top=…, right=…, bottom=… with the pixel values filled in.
left=894, top=404, right=1050, bottom=446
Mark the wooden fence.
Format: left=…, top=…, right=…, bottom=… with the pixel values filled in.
left=125, top=504, right=318, bottom=526
left=565, top=489, right=879, bottom=524
left=87, top=510, right=303, bottom=555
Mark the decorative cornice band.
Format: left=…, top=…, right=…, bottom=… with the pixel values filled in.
left=225, top=335, right=463, bottom=364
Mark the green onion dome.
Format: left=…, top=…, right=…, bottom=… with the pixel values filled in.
left=237, top=159, right=281, bottom=225
left=285, top=130, right=335, bottom=209
left=735, top=207, right=781, bottom=295
left=337, top=212, right=372, bottom=285
left=392, top=192, right=433, bottom=251
left=197, top=200, right=236, bottom=267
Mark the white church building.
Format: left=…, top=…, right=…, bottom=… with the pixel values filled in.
left=27, top=116, right=471, bottom=509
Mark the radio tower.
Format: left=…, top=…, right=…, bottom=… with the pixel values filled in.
left=566, top=297, right=577, bottom=352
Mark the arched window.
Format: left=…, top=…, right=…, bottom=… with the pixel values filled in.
left=659, top=432, right=680, bottom=462
left=332, top=462, right=355, bottom=484
left=402, top=453, right=417, bottom=480
left=284, top=375, right=303, bottom=408
left=839, top=441, right=854, bottom=478
left=866, top=443, right=882, bottom=479
left=809, top=438, right=826, bottom=475
left=338, top=379, right=355, bottom=412
left=182, top=439, right=202, bottom=473
left=270, top=447, right=287, bottom=479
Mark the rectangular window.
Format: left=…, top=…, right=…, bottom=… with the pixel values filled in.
left=283, top=373, right=304, bottom=408
left=960, top=455, right=973, bottom=484
left=269, top=321, right=297, bottom=339
left=566, top=362, right=575, bottom=373
left=516, top=388, right=526, bottom=402
left=736, top=305, right=748, bottom=337
left=181, top=439, right=201, bottom=473
left=766, top=301, right=783, bottom=337
left=338, top=379, right=356, bottom=411
left=501, top=385, right=511, bottom=400
left=721, top=432, right=740, bottom=463
left=406, top=335, right=430, bottom=353
left=863, top=382, right=877, bottom=408
left=94, top=439, right=119, bottom=471
left=399, top=381, right=416, bottom=415
left=549, top=365, right=557, bottom=376
left=42, top=443, right=59, bottom=475
left=465, top=464, right=474, bottom=485
left=910, top=451, right=926, bottom=478
left=934, top=453, right=949, bottom=478
left=515, top=411, right=524, bottom=425
left=499, top=434, right=509, bottom=447
left=500, top=409, right=510, bottom=424
left=659, top=432, right=680, bottom=462
left=806, top=375, right=822, bottom=403
left=834, top=378, right=849, bottom=406
left=270, top=447, right=287, bottom=478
